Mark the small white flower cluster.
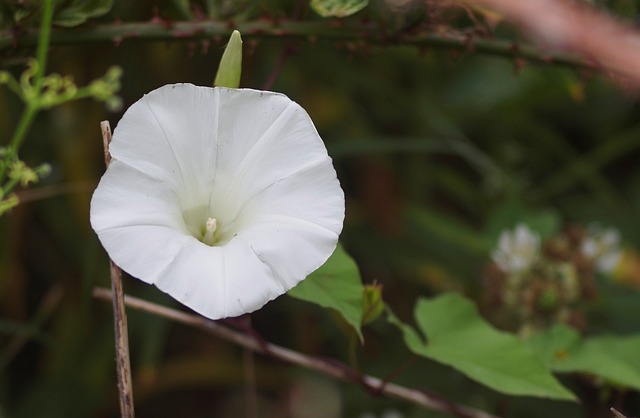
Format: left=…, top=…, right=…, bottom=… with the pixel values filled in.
left=486, top=222, right=623, bottom=334
left=580, top=225, right=621, bottom=274
left=491, top=223, right=540, bottom=274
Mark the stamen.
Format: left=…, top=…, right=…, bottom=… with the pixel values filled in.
left=202, top=217, right=218, bottom=245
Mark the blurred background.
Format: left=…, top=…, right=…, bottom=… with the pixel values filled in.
left=2, top=0, right=640, bottom=417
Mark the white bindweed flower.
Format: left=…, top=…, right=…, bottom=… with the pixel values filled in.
left=492, top=223, right=540, bottom=274
left=90, top=83, right=345, bottom=319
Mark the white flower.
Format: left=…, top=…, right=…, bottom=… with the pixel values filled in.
left=581, top=225, right=621, bottom=274
left=90, top=84, right=345, bottom=319
left=492, top=223, right=540, bottom=274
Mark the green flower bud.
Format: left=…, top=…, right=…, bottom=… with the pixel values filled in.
left=214, top=30, right=243, bottom=89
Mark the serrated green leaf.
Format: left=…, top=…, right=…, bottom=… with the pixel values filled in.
left=527, top=324, right=640, bottom=390
left=388, top=293, right=576, bottom=401
left=310, top=0, right=368, bottom=17
left=288, top=243, right=364, bottom=341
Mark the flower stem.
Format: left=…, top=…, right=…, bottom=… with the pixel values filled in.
left=0, top=103, right=38, bottom=183
left=100, top=121, right=136, bottom=418
left=33, top=0, right=54, bottom=93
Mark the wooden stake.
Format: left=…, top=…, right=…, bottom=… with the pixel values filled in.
left=100, top=120, right=135, bottom=418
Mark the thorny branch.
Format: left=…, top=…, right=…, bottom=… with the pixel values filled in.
left=0, top=19, right=588, bottom=69
left=461, top=0, right=640, bottom=87
left=92, top=287, right=500, bottom=418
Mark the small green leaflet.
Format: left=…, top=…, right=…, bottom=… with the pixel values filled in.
left=388, top=293, right=576, bottom=401
left=288, top=243, right=364, bottom=341
left=310, top=0, right=368, bottom=18
left=526, top=324, right=640, bottom=390
left=54, top=0, right=114, bottom=27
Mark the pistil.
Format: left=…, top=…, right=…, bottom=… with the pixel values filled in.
left=202, top=217, right=218, bottom=245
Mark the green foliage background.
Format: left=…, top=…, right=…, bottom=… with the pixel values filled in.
left=2, top=0, right=640, bottom=417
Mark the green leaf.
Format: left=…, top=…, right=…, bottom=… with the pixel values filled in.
left=288, top=243, right=364, bottom=341
left=527, top=324, right=640, bottom=390
left=310, top=0, right=368, bottom=17
left=388, top=293, right=576, bottom=400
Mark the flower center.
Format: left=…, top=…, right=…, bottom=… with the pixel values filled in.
left=201, top=217, right=219, bottom=246
left=182, top=203, right=241, bottom=247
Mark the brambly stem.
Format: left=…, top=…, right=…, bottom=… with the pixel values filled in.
left=100, top=121, right=136, bottom=418
left=0, top=20, right=589, bottom=70
left=92, top=287, right=501, bottom=418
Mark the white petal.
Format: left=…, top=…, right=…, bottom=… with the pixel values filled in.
left=108, top=84, right=220, bottom=206
left=239, top=159, right=344, bottom=234
left=94, top=225, right=193, bottom=284
left=155, top=239, right=278, bottom=318
left=91, top=160, right=186, bottom=232
left=211, top=88, right=332, bottom=217
left=234, top=216, right=339, bottom=290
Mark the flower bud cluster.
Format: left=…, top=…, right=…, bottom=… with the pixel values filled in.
left=483, top=224, right=621, bottom=336
left=0, top=148, right=51, bottom=215
left=0, top=61, right=123, bottom=217
left=1, top=60, right=122, bottom=110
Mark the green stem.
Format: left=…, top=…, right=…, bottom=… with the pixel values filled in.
left=33, top=0, right=55, bottom=93
left=0, top=0, right=54, bottom=183
left=1, top=74, right=23, bottom=97
left=1, top=176, right=20, bottom=197
left=0, top=103, right=39, bottom=182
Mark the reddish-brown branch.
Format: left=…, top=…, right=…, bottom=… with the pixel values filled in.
left=93, top=287, right=500, bottom=418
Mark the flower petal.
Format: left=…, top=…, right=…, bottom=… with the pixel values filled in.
left=91, top=160, right=186, bottom=232
left=210, top=89, right=334, bottom=219
left=238, top=158, right=345, bottom=234
left=108, top=84, right=221, bottom=207
left=234, top=216, right=340, bottom=291
left=155, top=240, right=278, bottom=318
left=94, top=225, right=193, bottom=284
